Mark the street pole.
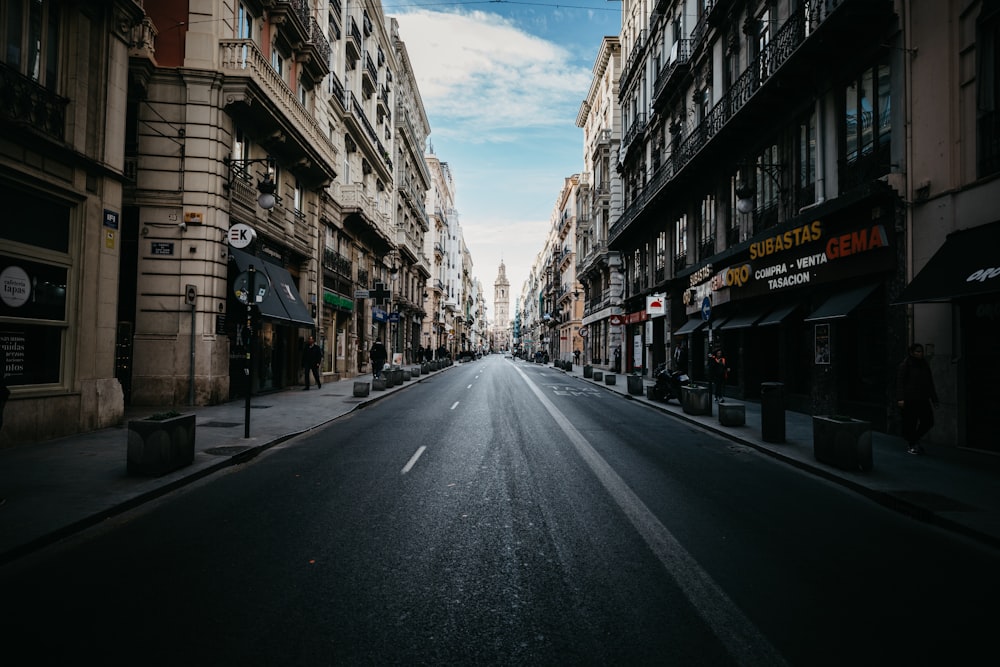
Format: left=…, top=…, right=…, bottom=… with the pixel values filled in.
left=244, top=265, right=255, bottom=438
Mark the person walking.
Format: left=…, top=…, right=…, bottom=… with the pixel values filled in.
left=370, top=339, right=388, bottom=379
left=302, top=336, right=322, bottom=390
left=897, top=343, right=939, bottom=455
left=709, top=347, right=728, bottom=403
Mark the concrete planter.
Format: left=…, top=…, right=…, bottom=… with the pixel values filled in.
left=127, top=412, right=195, bottom=476
left=718, top=402, right=746, bottom=426
left=411, top=366, right=421, bottom=377
left=372, top=378, right=387, bottom=391
left=583, top=365, right=593, bottom=378
left=593, top=371, right=604, bottom=382
left=813, top=416, right=873, bottom=471
left=353, top=381, right=370, bottom=397
left=604, top=374, right=617, bottom=386
left=681, top=385, right=712, bottom=416
left=627, top=375, right=644, bottom=395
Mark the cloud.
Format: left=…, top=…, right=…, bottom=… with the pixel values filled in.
left=393, top=10, right=592, bottom=143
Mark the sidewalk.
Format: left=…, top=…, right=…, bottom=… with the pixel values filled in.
left=2, top=357, right=998, bottom=566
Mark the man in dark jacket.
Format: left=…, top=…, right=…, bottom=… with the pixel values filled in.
left=897, top=343, right=939, bottom=454
left=302, top=336, right=322, bottom=390
left=370, top=339, right=388, bottom=379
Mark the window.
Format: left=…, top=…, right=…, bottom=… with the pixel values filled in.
left=798, top=111, right=817, bottom=208
left=3, top=0, right=60, bottom=90
left=236, top=3, right=253, bottom=40
left=978, top=1, right=1000, bottom=177
left=697, top=194, right=716, bottom=260
left=674, top=215, right=688, bottom=269
left=293, top=179, right=303, bottom=214
left=841, top=59, right=891, bottom=190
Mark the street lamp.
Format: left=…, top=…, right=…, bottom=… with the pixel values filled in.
left=224, top=156, right=278, bottom=211
left=735, top=160, right=784, bottom=214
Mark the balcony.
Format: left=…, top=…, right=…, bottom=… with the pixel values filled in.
left=342, top=90, right=392, bottom=181
left=323, top=248, right=353, bottom=278
left=298, top=18, right=332, bottom=84
left=345, top=17, right=362, bottom=68
left=337, top=182, right=392, bottom=255
left=652, top=40, right=691, bottom=110
left=219, top=39, right=338, bottom=185
left=270, top=0, right=310, bottom=54
left=620, top=30, right=646, bottom=91
left=0, top=62, right=68, bottom=143
left=620, top=113, right=647, bottom=162
left=609, top=0, right=894, bottom=246
left=362, top=53, right=377, bottom=98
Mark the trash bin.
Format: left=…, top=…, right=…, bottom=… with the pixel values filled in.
left=760, top=382, right=785, bottom=443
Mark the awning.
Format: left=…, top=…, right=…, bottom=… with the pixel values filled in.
left=895, top=222, right=1000, bottom=304
left=717, top=310, right=767, bottom=330
left=804, top=284, right=879, bottom=322
left=673, top=318, right=706, bottom=336
left=757, top=303, right=800, bottom=327
left=230, top=249, right=314, bottom=327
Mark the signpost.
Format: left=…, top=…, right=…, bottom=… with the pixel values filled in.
left=230, top=224, right=267, bottom=438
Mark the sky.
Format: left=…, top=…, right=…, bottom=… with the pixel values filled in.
left=387, top=1, right=621, bottom=323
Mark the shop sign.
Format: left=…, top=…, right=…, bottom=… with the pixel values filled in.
left=715, top=219, right=893, bottom=300
left=646, top=294, right=666, bottom=317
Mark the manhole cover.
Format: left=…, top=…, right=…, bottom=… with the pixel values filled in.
left=202, top=421, right=242, bottom=428
left=205, top=446, right=252, bottom=456
left=891, top=490, right=975, bottom=512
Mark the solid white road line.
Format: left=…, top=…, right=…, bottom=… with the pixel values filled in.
left=401, top=445, right=427, bottom=475
left=512, top=364, right=788, bottom=667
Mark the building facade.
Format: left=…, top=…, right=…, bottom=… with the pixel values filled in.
left=1, top=0, right=146, bottom=444
left=576, top=36, right=624, bottom=370
left=613, top=0, right=903, bottom=427
left=1, top=0, right=469, bottom=446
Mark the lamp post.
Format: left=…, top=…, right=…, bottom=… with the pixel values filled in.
left=225, top=155, right=276, bottom=437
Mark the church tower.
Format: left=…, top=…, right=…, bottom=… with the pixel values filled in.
left=494, top=260, right=510, bottom=350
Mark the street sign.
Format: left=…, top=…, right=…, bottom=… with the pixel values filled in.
left=228, top=223, right=256, bottom=249
left=233, top=269, right=269, bottom=304
left=701, top=296, right=712, bottom=321
left=354, top=289, right=370, bottom=299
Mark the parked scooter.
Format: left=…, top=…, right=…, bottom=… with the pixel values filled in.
left=652, top=362, right=689, bottom=403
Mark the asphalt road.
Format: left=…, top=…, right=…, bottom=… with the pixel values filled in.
left=2, top=356, right=997, bottom=666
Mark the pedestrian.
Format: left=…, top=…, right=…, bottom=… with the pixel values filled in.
left=897, top=343, right=939, bottom=455
left=673, top=342, right=687, bottom=373
left=613, top=347, right=621, bottom=373
left=573, top=349, right=580, bottom=365
left=302, top=336, right=322, bottom=390
left=709, top=347, right=728, bottom=402
left=370, top=339, right=388, bottom=379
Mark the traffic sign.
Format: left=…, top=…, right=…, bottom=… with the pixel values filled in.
left=234, top=269, right=270, bottom=304
left=701, top=296, right=712, bottom=321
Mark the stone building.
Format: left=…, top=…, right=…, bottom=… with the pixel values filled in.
left=0, top=0, right=436, bottom=445
left=576, top=36, right=624, bottom=370
left=613, top=0, right=903, bottom=427
left=604, top=0, right=999, bottom=449
left=1, top=0, right=147, bottom=444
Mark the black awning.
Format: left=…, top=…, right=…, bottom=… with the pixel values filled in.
left=895, top=222, right=1000, bottom=304
left=230, top=249, right=313, bottom=327
left=673, top=318, right=706, bottom=335
left=804, top=284, right=878, bottom=322
left=757, top=303, right=800, bottom=327
left=264, top=262, right=315, bottom=327
left=717, top=309, right=767, bottom=330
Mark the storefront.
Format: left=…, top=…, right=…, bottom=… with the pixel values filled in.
left=895, top=220, right=1000, bottom=452
left=228, top=249, right=314, bottom=397
left=673, top=188, right=901, bottom=426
